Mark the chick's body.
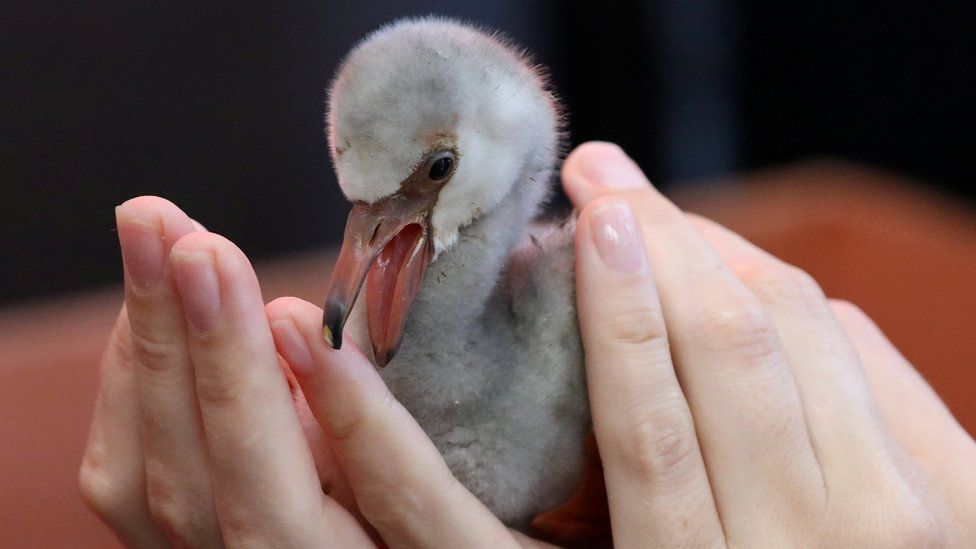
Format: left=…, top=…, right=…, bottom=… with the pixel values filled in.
left=377, top=218, right=587, bottom=528
left=329, top=18, right=590, bottom=527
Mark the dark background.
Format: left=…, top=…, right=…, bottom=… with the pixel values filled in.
left=3, top=1, right=973, bottom=306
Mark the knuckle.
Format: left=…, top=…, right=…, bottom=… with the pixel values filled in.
left=214, top=514, right=264, bottom=548
left=145, top=480, right=203, bottom=545
left=692, top=294, right=779, bottom=362
left=78, top=459, right=131, bottom=523
left=742, top=263, right=827, bottom=311
left=214, top=496, right=313, bottom=547
left=359, top=479, right=430, bottom=532
left=358, top=468, right=462, bottom=535
left=612, top=398, right=697, bottom=483
left=829, top=298, right=870, bottom=325
left=848, top=479, right=947, bottom=548
left=326, top=387, right=403, bottom=442
left=325, top=390, right=389, bottom=443
left=129, top=328, right=183, bottom=367
left=211, top=494, right=259, bottom=545
left=193, top=368, right=247, bottom=407
left=324, top=411, right=363, bottom=442
left=605, top=297, right=668, bottom=349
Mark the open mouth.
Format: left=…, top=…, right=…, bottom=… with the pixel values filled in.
left=364, top=223, right=431, bottom=366
left=322, top=182, right=443, bottom=366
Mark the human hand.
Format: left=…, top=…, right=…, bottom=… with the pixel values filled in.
left=562, top=142, right=976, bottom=547
left=79, top=197, right=373, bottom=546
left=79, top=196, right=547, bottom=547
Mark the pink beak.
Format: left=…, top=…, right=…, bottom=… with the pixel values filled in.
left=322, top=192, right=436, bottom=366
left=322, top=149, right=456, bottom=366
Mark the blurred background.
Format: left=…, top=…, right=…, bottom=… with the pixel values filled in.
left=1, top=1, right=974, bottom=546
left=3, top=0, right=973, bottom=305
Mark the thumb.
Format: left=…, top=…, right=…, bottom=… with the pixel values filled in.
left=561, top=141, right=651, bottom=208
left=265, top=297, right=519, bottom=548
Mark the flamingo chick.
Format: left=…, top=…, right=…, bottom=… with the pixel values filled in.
left=321, top=17, right=589, bottom=528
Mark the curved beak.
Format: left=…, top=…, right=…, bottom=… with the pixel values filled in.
left=322, top=193, right=435, bottom=366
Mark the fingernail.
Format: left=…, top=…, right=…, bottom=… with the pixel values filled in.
left=116, top=207, right=164, bottom=290
left=589, top=201, right=645, bottom=272
left=270, top=319, right=314, bottom=377
left=575, top=144, right=647, bottom=189
left=171, top=250, right=221, bottom=331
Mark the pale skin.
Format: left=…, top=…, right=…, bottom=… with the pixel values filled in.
left=80, top=142, right=976, bottom=547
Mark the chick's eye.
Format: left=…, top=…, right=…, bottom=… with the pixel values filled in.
left=428, top=156, right=454, bottom=180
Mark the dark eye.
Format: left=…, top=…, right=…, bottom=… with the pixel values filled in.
left=428, top=155, right=454, bottom=180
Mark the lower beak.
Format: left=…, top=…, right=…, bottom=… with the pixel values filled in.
left=322, top=196, right=433, bottom=366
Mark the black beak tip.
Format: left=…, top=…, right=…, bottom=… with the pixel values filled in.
left=322, top=302, right=346, bottom=350
left=373, top=340, right=401, bottom=368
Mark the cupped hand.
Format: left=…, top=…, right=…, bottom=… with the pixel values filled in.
left=562, top=142, right=976, bottom=547
left=79, top=197, right=540, bottom=548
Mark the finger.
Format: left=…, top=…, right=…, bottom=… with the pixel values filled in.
left=574, top=198, right=724, bottom=547
left=266, top=297, right=518, bottom=549
left=830, top=300, right=976, bottom=464
left=282, top=365, right=375, bottom=540
left=284, top=361, right=361, bottom=518
left=170, top=233, right=371, bottom=547
left=115, top=197, right=222, bottom=545
left=563, top=142, right=826, bottom=526
left=79, top=307, right=168, bottom=547
left=831, top=300, right=976, bottom=539
left=689, top=214, right=894, bottom=479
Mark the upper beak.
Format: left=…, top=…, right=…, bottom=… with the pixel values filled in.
left=322, top=193, right=435, bottom=366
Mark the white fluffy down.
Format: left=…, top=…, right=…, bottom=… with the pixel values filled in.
left=327, top=17, right=559, bottom=253
left=327, top=18, right=587, bottom=528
